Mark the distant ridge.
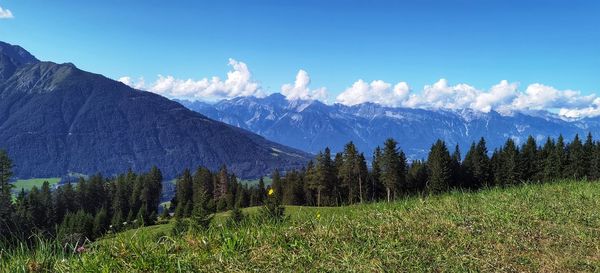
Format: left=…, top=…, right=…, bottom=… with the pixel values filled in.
left=179, top=94, right=600, bottom=159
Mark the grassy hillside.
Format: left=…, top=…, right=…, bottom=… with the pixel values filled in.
left=3, top=180, right=600, bottom=272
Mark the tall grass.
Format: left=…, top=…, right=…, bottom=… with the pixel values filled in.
left=2, top=180, right=600, bottom=272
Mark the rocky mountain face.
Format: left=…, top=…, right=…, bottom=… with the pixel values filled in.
left=0, top=41, right=310, bottom=179
left=179, top=93, right=599, bottom=159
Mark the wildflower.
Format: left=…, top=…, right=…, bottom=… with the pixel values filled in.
left=76, top=246, right=86, bottom=253
left=316, top=212, right=321, bottom=219
left=268, top=188, right=274, bottom=196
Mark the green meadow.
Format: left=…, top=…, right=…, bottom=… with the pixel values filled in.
left=2, top=180, right=600, bottom=272
left=11, top=178, right=61, bottom=193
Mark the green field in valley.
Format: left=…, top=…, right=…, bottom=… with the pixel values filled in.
left=3, top=180, right=600, bottom=272
left=11, top=178, right=61, bottom=193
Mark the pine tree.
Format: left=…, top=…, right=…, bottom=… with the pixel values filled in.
left=407, top=160, right=428, bottom=193
left=174, top=169, right=193, bottom=218
left=190, top=188, right=213, bottom=232
left=589, top=141, right=600, bottom=180
left=521, top=136, right=539, bottom=182
left=450, top=144, right=463, bottom=188
left=339, top=142, right=362, bottom=204
left=369, top=147, right=385, bottom=201
left=567, top=134, right=586, bottom=179
left=282, top=171, right=305, bottom=205
left=93, top=207, right=109, bottom=237
left=541, top=138, right=560, bottom=181
left=426, top=140, right=452, bottom=193
left=215, top=165, right=229, bottom=200
left=501, top=138, right=522, bottom=186
left=584, top=133, right=594, bottom=178
left=309, top=148, right=335, bottom=206
left=271, top=169, right=283, bottom=203
left=463, top=138, right=491, bottom=189
left=556, top=135, right=567, bottom=178
left=0, top=150, right=14, bottom=237
left=381, top=139, right=402, bottom=202
left=257, top=177, right=266, bottom=205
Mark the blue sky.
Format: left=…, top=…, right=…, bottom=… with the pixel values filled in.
left=1, top=1, right=599, bottom=116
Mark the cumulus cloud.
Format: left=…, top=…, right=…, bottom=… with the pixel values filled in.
left=118, top=76, right=145, bottom=90
left=119, top=59, right=600, bottom=118
left=0, top=6, right=14, bottom=19
left=336, top=78, right=599, bottom=118
left=336, top=79, right=411, bottom=107
left=120, top=59, right=264, bottom=101
left=281, top=70, right=328, bottom=101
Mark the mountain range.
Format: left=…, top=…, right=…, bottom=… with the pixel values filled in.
left=0, top=41, right=310, bottom=179
left=177, top=94, right=599, bottom=159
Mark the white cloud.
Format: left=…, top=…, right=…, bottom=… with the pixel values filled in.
left=336, top=78, right=599, bottom=118
left=119, top=59, right=600, bottom=118
left=335, top=79, right=411, bottom=107
left=472, top=80, right=518, bottom=112
left=118, top=76, right=145, bottom=90
left=120, top=59, right=264, bottom=101
left=281, top=70, right=328, bottom=101
left=0, top=6, right=14, bottom=19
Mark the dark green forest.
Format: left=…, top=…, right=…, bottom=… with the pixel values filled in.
left=1, top=133, right=599, bottom=248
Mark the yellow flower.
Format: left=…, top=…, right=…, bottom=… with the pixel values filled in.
left=268, top=188, right=274, bottom=196
left=316, top=213, right=321, bottom=219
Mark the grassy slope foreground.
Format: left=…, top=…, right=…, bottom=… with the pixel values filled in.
left=3, top=180, right=600, bottom=272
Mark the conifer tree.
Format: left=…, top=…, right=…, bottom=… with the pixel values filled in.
left=0, top=149, right=13, bottom=236
left=271, top=169, right=283, bottom=203
left=369, top=147, right=385, bottom=201
left=501, top=138, right=522, bottom=186
left=463, top=138, right=491, bottom=189
left=381, top=139, right=402, bottom=202
left=93, top=207, right=109, bottom=237
left=521, top=136, right=539, bottom=182
left=589, top=142, right=600, bottom=180
left=426, top=140, right=452, bottom=193
left=339, top=142, right=361, bottom=204
left=215, top=165, right=229, bottom=200
left=450, top=144, right=463, bottom=188
left=541, top=138, right=560, bottom=181
left=556, top=135, right=567, bottom=178
left=584, top=133, right=594, bottom=178
left=174, top=169, right=193, bottom=218
left=407, top=160, right=428, bottom=193
left=567, top=134, right=586, bottom=179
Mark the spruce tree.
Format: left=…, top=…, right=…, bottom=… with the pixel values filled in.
left=567, top=134, right=586, bottom=179
left=190, top=187, right=213, bottom=232
left=584, top=133, right=594, bottom=178
left=370, top=147, right=385, bottom=201
left=556, top=135, right=567, bottom=178
left=501, top=138, right=522, bottom=186
left=339, top=142, right=361, bottom=204
left=0, top=150, right=14, bottom=237
left=381, top=139, right=402, bottom=202
left=407, top=160, right=428, bottom=193
left=521, top=136, right=539, bottom=182
left=426, top=140, right=452, bottom=193
left=542, top=138, right=560, bottom=181
left=463, top=138, right=491, bottom=189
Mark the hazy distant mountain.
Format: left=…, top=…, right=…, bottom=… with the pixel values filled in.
left=178, top=93, right=599, bottom=159
left=0, top=41, right=310, bottom=179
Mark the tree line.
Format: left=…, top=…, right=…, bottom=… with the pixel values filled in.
left=2, top=132, right=599, bottom=245
left=252, top=133, right=600, bottom=207
left=0, top=154, right=164, bottom=246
